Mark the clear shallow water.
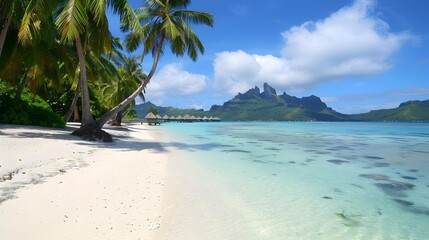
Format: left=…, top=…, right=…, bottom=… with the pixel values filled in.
left=162, top=122, right=429, bottom=240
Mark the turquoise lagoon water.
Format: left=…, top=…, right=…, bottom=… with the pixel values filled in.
left=162, top=122, right=429, bottom=239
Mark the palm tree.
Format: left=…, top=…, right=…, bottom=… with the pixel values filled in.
left=94, top=0, right=214, bottom=129
left=0, top=6, right=75, bottom=101
left=100, top=54, right=146, bottom=125
left=19, top=0, right=139, bottom=127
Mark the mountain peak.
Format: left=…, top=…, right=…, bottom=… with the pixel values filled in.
left=261, top=82, right=277, bottom=99
left=236, top=86, right=260, bottom=100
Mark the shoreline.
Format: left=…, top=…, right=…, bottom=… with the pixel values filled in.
left=0, top=123, right=171, bottom=239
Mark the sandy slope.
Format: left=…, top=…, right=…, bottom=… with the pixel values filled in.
left=0, top=123, right=170, bottom=240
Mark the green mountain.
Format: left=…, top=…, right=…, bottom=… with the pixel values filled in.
left=134, top=83, right=429, bottom=122
left=209, top=83, right=348, bottom=121
left=350, top=100, right=429, bottom=122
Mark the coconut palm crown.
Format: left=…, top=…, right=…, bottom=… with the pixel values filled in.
left=124, top=0, right=214, bottom=62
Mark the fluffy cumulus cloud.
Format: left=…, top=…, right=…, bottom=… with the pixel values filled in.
left=213, top=0, right=412, bottom=95
left=146, top=63, right=208, bottom=98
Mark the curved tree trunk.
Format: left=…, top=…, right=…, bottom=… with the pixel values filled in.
left=0, top=18, right=10, bottom=58
left=63, top=76, right=81, bottom=122
left=15, top=74, right=28, bottom=100
left=75, top=36, right=94, bottom=126
left=94, top=38, right=164, bottom=129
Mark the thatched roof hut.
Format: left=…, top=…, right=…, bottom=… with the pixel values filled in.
left=156, top=114, right=162, bottom=119
left=145, top=112, right=161, bottom=125
left=176, top=115, right=183, bottom=121
left=162, top=115, right=169, bottom=120
left=145, top=112, right=157, bottom=119
left=169, top=116, right=176, bottom=120
left=213, top=117, right=221, bottom=122
left=202, top=116, right=208, bottom=122
left=183, top=114, right=191, bottom=122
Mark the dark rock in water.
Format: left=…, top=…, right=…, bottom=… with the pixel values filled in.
left=327, top=159, right=349, bottom=165
left=221, top=149, right=251, bottom=153
left=408, top=169, right=419, bottom=173
left=382, top=181, right=415, bottom=191
left=359, top=174, right=390, bottom=181
left=375, top=181, right=415, bottom=197
left=72, top=127, right=113, bottom=142
left=288, top=161, right=296, bottom=164
left=322, top=196, right=333, bottom=199
left=393, top=199, right=415, bottom=207
left=373, top=162, right=390, bottom=167
left=253, top=160, right=267, bottom=164
left=305, top=158, right=315, bottom=162
left=364, top=155, right=384, bottom=160
left=401, top=176, right=417, bottom=180
left=264, top=147, right=282, bottom=151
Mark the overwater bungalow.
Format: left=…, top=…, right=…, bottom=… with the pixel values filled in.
left=144, top=112, right=161, bottom=125
left=183, top=114, right=192, bottom=122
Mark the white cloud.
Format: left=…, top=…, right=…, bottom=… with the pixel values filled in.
left=146, top=63, right=208, bottom=99
left=212, top=0, right=412, bottom=95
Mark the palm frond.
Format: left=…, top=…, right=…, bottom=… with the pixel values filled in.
left=173, top=10, right=214, bottom=27
left=55, top=0, right=88, bottom=43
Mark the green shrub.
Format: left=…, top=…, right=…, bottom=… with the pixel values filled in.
left=0, top=83, right=65, bottom=128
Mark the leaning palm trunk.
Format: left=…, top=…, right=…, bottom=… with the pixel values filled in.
left=63, top=76, right=81, bottom=122
left=94, top=38, right=164, bottom=129
left=75, top=36, right=94, bottom=126
left=0, top=18, right=10, bottom=58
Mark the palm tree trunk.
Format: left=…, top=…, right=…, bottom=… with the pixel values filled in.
left=75, top=36, right=94, bottom=126
left=15, top=74, right=28, bottom=100
left=94, top=38, right=164, bottom=129
left=63, top=77, right=81, bottom=122
left=0, top=18, right=10, bottom=58
left=115, top=111, right=123, bottom=126
left=73, top=105, right=80, bottom=122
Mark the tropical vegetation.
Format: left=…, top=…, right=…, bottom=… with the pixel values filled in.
left=0, top=0, right=214, bottom=140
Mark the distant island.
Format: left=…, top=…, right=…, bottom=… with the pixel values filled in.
left=135, top=83, right=429, bottom=122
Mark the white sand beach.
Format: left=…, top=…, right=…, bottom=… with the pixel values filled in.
left=0, top=123, right=172, bottom=239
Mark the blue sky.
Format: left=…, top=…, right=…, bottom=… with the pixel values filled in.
left=108, top=0, right=429, bottom=114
